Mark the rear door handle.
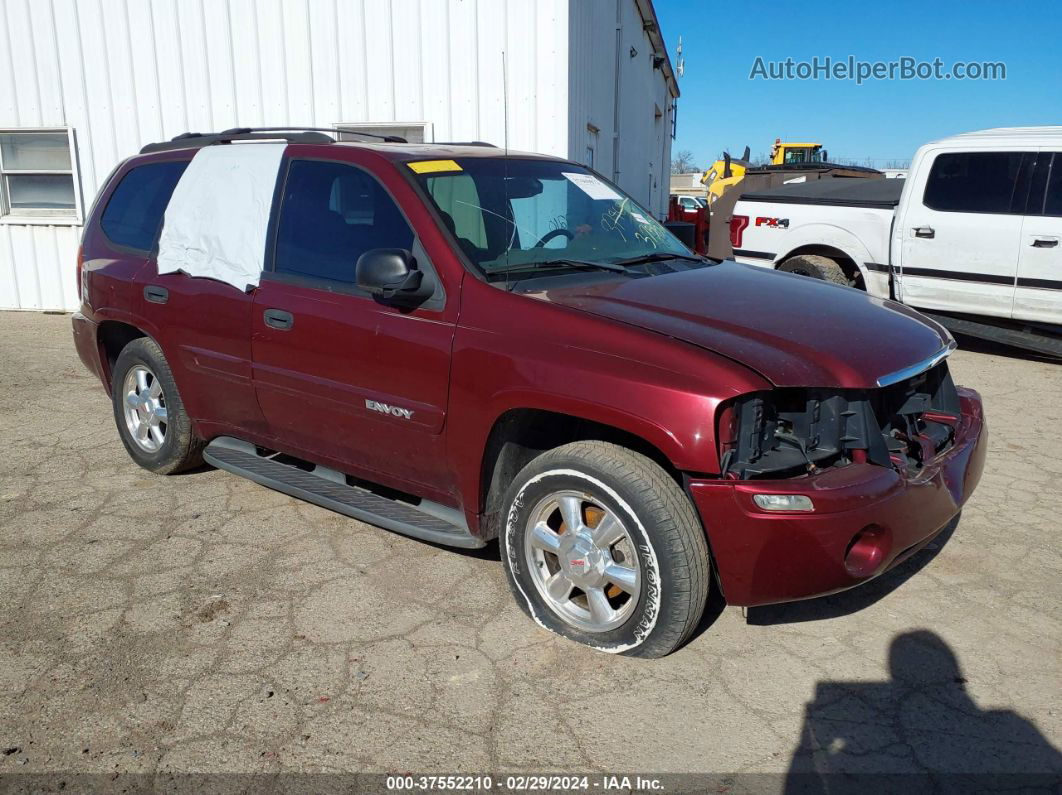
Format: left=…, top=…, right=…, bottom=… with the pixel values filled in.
left=1031, top=236, right=1059, bottom=248
left=263, top=308, right=294, bottom=330
left=913, top=226, right=935, bottom=239
left=144, top=285, right=169, bottom=304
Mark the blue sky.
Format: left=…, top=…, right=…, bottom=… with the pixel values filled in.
left=654, top=0, right=1062, bottom=169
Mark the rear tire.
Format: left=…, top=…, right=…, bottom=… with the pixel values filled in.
left=499, top=441, right=710, bottom=658
left=778, top=254, right=849, bottom=286
left=111, top=337, right=204, bottom=474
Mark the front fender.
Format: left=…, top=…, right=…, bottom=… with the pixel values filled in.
left=446, top=323, right=769, bottom=522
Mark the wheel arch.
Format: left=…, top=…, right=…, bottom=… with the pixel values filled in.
left=774, top=224, right=878, bottom=290
left=96, top=320, right=148, bottom=394
left=476, top=406, right=685, bottom=532
left=777, top=244, right=866, bottom=289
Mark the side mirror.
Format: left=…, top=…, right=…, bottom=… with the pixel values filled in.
left=355, top=248, right=424, bottom=299
left=821, top=149, right=829, bottom=163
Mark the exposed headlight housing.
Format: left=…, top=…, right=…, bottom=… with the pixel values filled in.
left=717, top=361, right=961, bottom=479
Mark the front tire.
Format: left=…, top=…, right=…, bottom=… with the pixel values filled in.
left=111, top=337, right=204, bottom=474
left=500, top=441, right=710, bottom=658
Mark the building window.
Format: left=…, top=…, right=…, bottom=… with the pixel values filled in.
left=334, top=122, right=432, bottom=144
left=0, top=129, right=80, bottom=222
left=585, top=123, right=599, bottom=170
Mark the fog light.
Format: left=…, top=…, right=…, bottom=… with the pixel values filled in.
left=844, top=525, right=892, bottom=577
left=752, top=494, right=814, bottom=512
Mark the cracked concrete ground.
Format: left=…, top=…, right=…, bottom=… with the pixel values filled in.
left=0, top=311, right=1059, bottom=787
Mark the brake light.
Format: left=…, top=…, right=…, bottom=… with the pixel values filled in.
left=76, top=245, right=84, bottom=301
left=729, top=215, right=749, bottom=248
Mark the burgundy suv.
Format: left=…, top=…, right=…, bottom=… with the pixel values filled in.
left=72, top=129, right=986, bottom=657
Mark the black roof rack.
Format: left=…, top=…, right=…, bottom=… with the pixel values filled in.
left=433, top=141, right=498, bottom=148
left=254, top=126, right=408, bottom=143
left=139, top=126, right=408, bottom=155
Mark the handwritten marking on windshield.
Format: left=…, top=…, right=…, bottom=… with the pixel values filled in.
left=601, top=198, right=630, bottom=242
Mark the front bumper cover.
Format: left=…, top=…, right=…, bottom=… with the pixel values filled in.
left=689, top=388, right=986, bottom=606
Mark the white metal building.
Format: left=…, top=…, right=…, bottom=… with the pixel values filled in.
left=0, top=0, right=678, bottom=311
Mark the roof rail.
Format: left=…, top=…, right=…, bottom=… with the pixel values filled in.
left=138, top=126, right=408, bottom=155
left=434, top=141, right=498, bottom=148
left=139, top=129, right=334, bottom=154
left=252, top=126, right=408, bottom=143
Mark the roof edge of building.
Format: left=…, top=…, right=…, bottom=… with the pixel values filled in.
left=633, top=0, right=679, bottom=99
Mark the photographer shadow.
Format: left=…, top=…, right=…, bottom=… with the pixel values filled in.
left=784, top=630, right=1062, bottom=791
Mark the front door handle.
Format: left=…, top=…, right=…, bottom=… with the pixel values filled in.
left=263, top=308, right=294, bottom=330
left=1031, top=237, right=1059, bottom=248
left=913, top=226, right=935, bottom=239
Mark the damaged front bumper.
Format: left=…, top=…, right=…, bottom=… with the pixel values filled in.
left=689, top=388, right=986, bottom=607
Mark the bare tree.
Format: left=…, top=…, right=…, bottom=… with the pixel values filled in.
left=671, top=150, right=700, bottom=174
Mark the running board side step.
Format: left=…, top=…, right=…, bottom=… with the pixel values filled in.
left=203, top=437, right=485, bottom=549
left=924, top=312, right=1062, bottom=358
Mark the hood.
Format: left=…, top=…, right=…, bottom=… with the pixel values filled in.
left=534, top=262, right=951, bottom=389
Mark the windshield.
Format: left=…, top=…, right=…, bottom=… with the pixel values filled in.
left=410, top=158, right=692, bottom=278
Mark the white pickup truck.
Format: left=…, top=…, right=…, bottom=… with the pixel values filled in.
left=730, top=127, right=1062, bottom=354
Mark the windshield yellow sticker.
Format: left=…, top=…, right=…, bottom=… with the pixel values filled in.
left=407, top=159, right=462, bottom=174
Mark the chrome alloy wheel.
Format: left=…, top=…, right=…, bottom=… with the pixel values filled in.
left=523, top=490, right=641, bottom=633
left=122, top=365, right=167, bottom=452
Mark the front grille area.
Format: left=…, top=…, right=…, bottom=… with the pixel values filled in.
left=718, top=362, right=961, bottom=479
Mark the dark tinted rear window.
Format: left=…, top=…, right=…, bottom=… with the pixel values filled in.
left=1045, top=153, right=1062, bottom=217
left=922, top=151, right=1028, bottom=214
left=100, top=161, right=188, bottom=250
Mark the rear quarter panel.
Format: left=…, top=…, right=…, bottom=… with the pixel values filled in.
left=733, top=199, right=894, bottom=298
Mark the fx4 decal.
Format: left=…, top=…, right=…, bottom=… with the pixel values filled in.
left=755, top=216, right=790, bottom=229
left=365, top=399, right=414, bottom=420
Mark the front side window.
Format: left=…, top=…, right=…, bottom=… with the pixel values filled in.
left=0, top=129, right=79, bottom=218
left=923, top=151, right=1028, bottom=214
left=411, top=158, right=691, bottom=279
left=274, top=160, right=414, bottom=283
left=101, top=161, right=188, bottom=250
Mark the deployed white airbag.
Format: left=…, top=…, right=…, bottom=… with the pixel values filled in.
left=157, top=143, right=285, bottom=291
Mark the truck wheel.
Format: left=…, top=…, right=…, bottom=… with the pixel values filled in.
left=111, top=337, right=204, bottom=474
left=500, top=441, right=710, bottom=658
left=778, top=254, right=850, bottom=286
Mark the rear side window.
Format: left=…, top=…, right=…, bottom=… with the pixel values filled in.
left=922, top=151, right=1028, bottom=214
left=100, top=161, right=188, bottom=250
left=274, top=160, right=414, bottom=284
left=1044, top=153, right=1062, bottom=217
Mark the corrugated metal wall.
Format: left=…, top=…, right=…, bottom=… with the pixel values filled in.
left=567, top=0, right=675, bottom=217
left=0, top=0, right=570, bottom=311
